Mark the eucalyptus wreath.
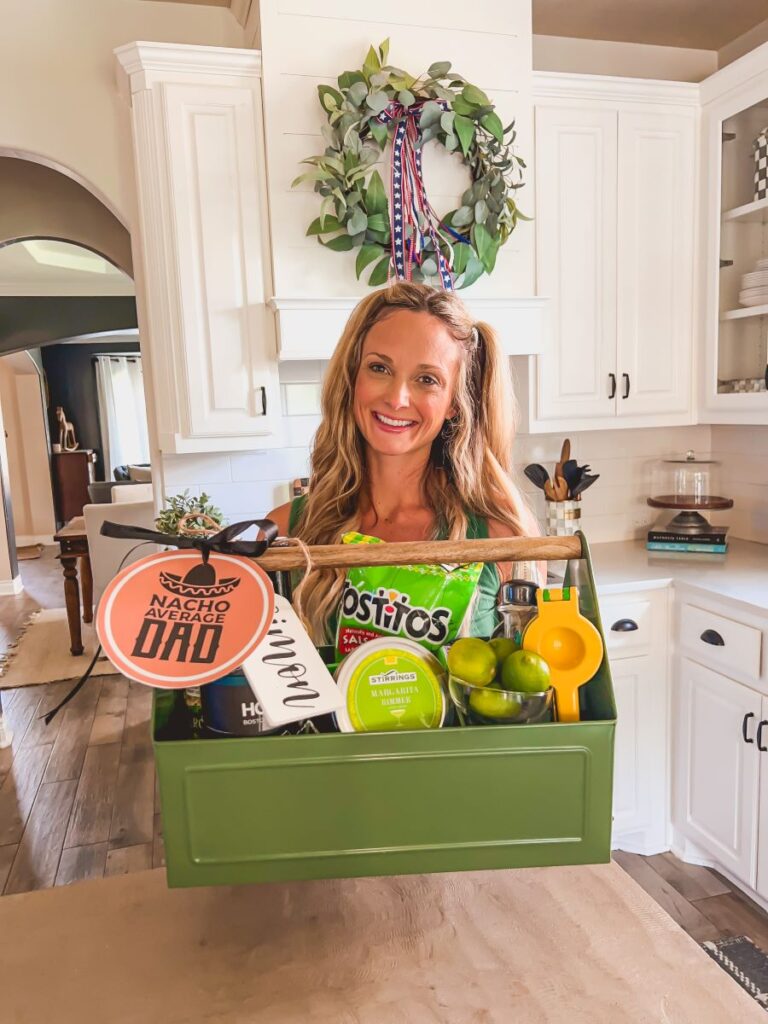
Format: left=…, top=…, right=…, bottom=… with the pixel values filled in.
left=292, top=40, right=527, bottom=289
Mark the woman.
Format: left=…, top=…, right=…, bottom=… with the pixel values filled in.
left=268, top=282, right=541, bottom=644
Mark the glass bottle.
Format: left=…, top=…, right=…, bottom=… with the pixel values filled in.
left=496, top=580, right=539, bottom=644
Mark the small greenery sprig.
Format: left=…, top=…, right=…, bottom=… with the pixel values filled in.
left=155, top=491, right=225, bottom=537
left=292, top=39, right=528, bottom=289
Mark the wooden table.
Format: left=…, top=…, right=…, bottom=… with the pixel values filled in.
left=0, top=862, right=764, bottom=1023
left=53, top=516, right=93, bottom=656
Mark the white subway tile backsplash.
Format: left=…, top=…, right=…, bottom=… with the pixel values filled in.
left=229, top=449, right=311, bottom=481
left=163, top=453, right=232, bottom=487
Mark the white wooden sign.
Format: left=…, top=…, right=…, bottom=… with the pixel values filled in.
left=242, top=594, right=343, bottom=727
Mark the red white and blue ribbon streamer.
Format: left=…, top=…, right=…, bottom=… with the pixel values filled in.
left=375, top=100, right=456, bottom=290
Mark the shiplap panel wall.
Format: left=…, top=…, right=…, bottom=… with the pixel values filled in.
left=259, top=0, right=534, bottom=299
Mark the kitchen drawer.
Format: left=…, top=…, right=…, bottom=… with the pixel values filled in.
left=679, top=603, right=762, bottom=680
left=600, top=596, right=653, bottom=660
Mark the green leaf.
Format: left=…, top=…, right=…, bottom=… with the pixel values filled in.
left=363, top=45, right=381, bottom=78
left=378, top=38, right=390, bottom=66
left=338, top=70, right=366, bottom=90
left=321, top=233, right=355, bottom=252
left=462, top=83, right=491, bottom=107
left=428, top=60, right=452, bottom=78
left=366, top=212, right=389, bottom=232
left=451, top=95, right=474, bottom=117
left=421, top=257, right=438, bottom=277
left=452, top=205, right=473, bottom=227
left=419, top=100, right=443, bottom=129
left=366, top=91, right=390, bottom=114
left=347, top=81, right=368, bottom=107
left=474, top=199, right=488, bottom=224
left=453, top=114, right=475, bottom=156
left=291, top=169, right=334, bottom=188
left=398, top=89, right=415, bottom=107
left=356, top=244, right=384, bottom=279
left=368, top=255, right=392, bottom=286
left=306, top=214, right=343, bottom=236
left=480, top=111, right=504, bottom=142
left=369, top=120, right=389, bottom=147
left=347, top=207, right=368, bottom=235
left=440, top=110, right=455, bottom=134
left=452, top=242, right=472, bottom=275
left=365, top=170, right=387, bottom=216
left=472, top=222, right=498, bottom=273
left=444, top=134, right=458, bottom=152
left=459, top=254, right=485, bottom=289
left=318, top=85, right=343, bottom=112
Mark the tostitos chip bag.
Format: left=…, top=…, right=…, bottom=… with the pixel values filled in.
left=335, top=532, right=484, bottom=658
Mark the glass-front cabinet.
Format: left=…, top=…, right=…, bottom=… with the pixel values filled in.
left=702, top=57, right=768, bottom=423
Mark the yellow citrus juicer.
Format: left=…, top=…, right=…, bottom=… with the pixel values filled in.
left=522, top=587, right=604, bottom=723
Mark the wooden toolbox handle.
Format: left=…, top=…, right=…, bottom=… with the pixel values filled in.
left=252, top=535, right=582, bottom=572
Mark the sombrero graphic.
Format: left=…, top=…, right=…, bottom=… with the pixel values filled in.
left=159, top=560, right=241, bottom=598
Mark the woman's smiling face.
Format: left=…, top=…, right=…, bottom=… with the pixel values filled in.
left=353, top=309, right=461, bottom=458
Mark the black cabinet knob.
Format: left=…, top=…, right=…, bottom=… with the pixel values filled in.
left=700, top=629, right=725, bottom=646
left=611, top=618, right=638, bottom=632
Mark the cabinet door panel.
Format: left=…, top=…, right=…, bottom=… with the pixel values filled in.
left=676, top=659, right=760, bottom=886
left=612, top=657, right=645, bottom=836
left=616, top=110, right=695, bottom=417
left=534, top=106, right=617, bottom=421
left=164, top=81, right=279, bottom=440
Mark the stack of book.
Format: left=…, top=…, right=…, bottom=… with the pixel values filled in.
left=646, top=527, right=728, bottom=554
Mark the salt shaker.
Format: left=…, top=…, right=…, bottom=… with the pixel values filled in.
left=497, top=580, right=539, bottom=644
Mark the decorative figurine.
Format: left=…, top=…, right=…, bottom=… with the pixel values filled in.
left=55, top=406, right=79, bottom=451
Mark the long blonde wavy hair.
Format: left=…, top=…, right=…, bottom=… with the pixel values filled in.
left=292, top=282, right=535, bottom=642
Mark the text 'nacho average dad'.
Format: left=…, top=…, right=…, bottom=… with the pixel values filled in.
left=96, top=550, right=275, bottom=688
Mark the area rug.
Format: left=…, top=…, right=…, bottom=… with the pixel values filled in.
left=703, top=936, right=768, bottom=1011
left=15, top=544, right=43, bottom=561
left=0, top=608, right=118, bottom=688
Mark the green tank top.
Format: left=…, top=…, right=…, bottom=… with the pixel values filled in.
left=287, top=496, right=499, bottom=639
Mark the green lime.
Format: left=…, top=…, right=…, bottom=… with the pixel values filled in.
left=447, top=638, right=497, bottom=686
left=489, top=637, right=521, bottom=666
left=469, top=686, right=521, bottom=721
left=500, top=650, right=551, bottom=693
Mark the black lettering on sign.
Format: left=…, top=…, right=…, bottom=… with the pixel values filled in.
left=262, top=623, right=319, bottom=706
left=160, top=622, right=195, bottom=662
left=132, top=619, right=165, bottom=659
left=192, top=624, right=221, bottom=663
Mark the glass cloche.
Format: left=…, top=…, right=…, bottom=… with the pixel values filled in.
left=647, top=450, right=733, bottom=532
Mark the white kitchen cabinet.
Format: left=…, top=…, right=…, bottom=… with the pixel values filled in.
left=116, top=43, right=280, bottom=454
left=755, top=697, right=768, bottom=901
left=600, top=589, right=669, bottom=854
left=699, top=47, right=768, bottom=425
left=675, top=657, right=761, bottom=887
left=527, top=75, right=698, bottom=432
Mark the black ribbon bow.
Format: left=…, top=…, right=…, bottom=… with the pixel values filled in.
left=99, top=517, right=279, bottom=562
left=43, top=518, right=279, bottom=724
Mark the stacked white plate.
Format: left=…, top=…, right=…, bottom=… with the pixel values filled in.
left=739, top=259, right=768, bottom=306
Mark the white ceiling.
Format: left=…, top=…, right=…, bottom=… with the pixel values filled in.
left=0, top=240, right=134, bottom=297
left=533, top=0, right=768, bottom=50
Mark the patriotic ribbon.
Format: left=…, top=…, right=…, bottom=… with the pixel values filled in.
left=376, top=100, right=461, bottom=290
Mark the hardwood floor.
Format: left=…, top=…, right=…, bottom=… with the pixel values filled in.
left=0, top=550, right=767, bottom=956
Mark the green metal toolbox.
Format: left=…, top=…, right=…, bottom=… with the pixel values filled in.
left=152, top=534, right=616, bottom=887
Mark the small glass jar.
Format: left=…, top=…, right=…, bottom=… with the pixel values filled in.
left=497, top=580, right=539, bottom=644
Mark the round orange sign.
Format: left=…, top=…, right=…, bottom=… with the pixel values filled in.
left=96, top=551, right=275, bottom=688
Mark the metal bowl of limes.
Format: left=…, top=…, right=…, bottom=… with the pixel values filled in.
left=441, top=637, right=555, bottom=725
left=447, top=675, right=554, bottom=725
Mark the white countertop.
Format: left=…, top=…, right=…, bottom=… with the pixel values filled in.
left=586, top=538, right=768, bottom=613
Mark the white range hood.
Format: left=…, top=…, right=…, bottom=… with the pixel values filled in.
left=268, top=295, right=550, bottom=361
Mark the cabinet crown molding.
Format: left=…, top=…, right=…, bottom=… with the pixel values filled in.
left=115, top=41, right=262, bottom=97
left=533, top=71, right=699, bottom=108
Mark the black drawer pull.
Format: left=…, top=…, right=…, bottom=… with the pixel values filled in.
left=622, top=373, right=630, bottom=399
left=758, top=720, right=768, bottom=753
left=700, top=629, right=725, bottom=646
left=608, top=373, right=616, bottom=399
left=743, top=712, right=755, bottom=743
left=611, top=619, right=638, bottom=632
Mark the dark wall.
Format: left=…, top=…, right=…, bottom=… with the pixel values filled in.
left=41, top=341, right=140, bottom=481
